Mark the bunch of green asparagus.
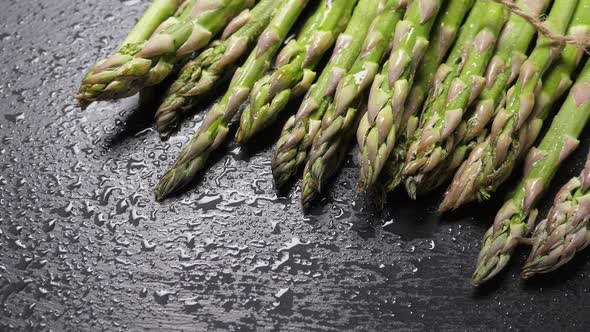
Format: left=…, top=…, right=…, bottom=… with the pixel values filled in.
left=78, top=0, right=590, bottom=286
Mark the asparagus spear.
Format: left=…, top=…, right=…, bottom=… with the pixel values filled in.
left=522, top=152, right=590, bottom=278
left=356, top=0, right=443, bottom=191
left=77, top=0, right=254, bottom=108
left=155, top=0, right=278, bottom=138
left=154, top=0, right=309, bottom=200
left=382, top=0, right=476, bottom=191
left=462, top=0, right=553, bottom=145
left=441, top=0, right=589, bottom=211
left=300, top=0, right=405, bottom=206
left=402, top=0, right=477, bottom=125
left=404, top=0, right=553, bottom=194
left=235, top=0, right=358, bottom=144
left=126, top=0, right=188, bottom=48
left=76, top=0, right=187, bottom=109
left=472, top=59, right=590, bottom=287
left=271, top=0, right=397, bottom=188
left=442, top=45, right=589, bottom=212
left=402, top=1, right=509, bottom=198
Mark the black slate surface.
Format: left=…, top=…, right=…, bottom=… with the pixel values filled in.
left=0, top=1, right=589, bottom=331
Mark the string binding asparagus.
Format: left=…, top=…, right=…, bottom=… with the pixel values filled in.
left=492, top=0, right=590, bottom=49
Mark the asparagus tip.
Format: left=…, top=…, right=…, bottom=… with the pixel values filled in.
left=234, top=128, right=248, bottom=145
left=520, top=269, right=536, bottom=280
left=153, top=187, right=166, bottom=202
left=471, top=250, right=512, bottom=287
left=301, top=191, right=316, bottom=211
left=438, top=196, right=454, bottom=214
left=153, top=183, right=168, bottom=202
left=154, top=167, right=183, bottom=201
left=471, top=279, right=484, bottom=288
left=76, top=95, right=91, bottom=110
left=155, top=117, right=176, bottom=140
left=471, top=269, right=490, bottom=287
left=440, top=157, right=484, bottom=211
left=301, top=173, right=319, bottom=209
left=273, top=174, right=290, bottom=190
left=155, top=97, right=189, bottom=137
left=404, top=178, right=418, bottom=200
left=356, top=171, right=374, bottom=192
left=356, top=181, right=370, bottom=193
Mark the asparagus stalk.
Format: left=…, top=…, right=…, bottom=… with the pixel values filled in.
left=76, top=0, right=188, bottom=109
left=463, top=0, right=553, bottom=144
left=155, top=0, right=278, bottom=138
left=441, top=0, right=589, bottom=211
left=154, top=0, right=309, bottom=200
left=472, top=59, right=590, bottom=287
left=383, top=0, right=476, bottom=191
left=356, top=0, right=443, bottom=191
left=271, top=0, right=397, bottom=188
left=126, top=0, right=188, bottom=47
left=403, top=0, right=477, bottom=124
left=522, top=152, right=590, bottom=278
left=235, top=0, right=358, bottom=144
left=402, top=1, right=509, bottom=198
left=77, top=0, right=254, bottom=108
left=442, top=45, right=588, bottom=212
left=404, top=0, right=553, bottom=194
left=300, top=0, right=405, bottom=206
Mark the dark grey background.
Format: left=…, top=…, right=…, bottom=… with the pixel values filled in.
left=0, top=1, right=589, bottom=331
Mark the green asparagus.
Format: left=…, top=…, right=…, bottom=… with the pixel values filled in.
left=271, top=0, right=397, bottom=188
left=301, top=0, right=404, bottom=206
left=383, top=0, right=476, bottom=191
left=442, top=42, right=589, bottom=212
left=472, top=59, right=590, bottom=287
left=356, top=0, right=443, bottom=191
left=405, top=0, right=552, bottom=194
left=463, top=0, right=553, bottom=144
left=155, top=0, right=278, bottom=138
left=77, top=0, right=253, bottom=108
left=522, top=152, right=590, bottom=278
left=402, top=1, right=509, bottom=198
left=235, top=0, right=358, bottom=144
left=441, top=0, right=589, bottom=211
left=126, top=0, right=188, bottom=49
left=154, top=0, right=309, bottom=200
left=76, top=0, right=188, bottom=109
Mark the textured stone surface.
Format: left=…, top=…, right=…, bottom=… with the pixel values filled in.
left=0, top=1, right=589, bottom=331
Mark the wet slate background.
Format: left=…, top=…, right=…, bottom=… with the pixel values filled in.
left=0, top=1, right=589, bottom=331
